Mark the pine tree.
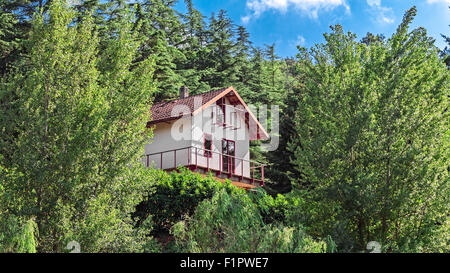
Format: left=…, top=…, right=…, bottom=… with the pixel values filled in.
left=0, top=1, right=20, bottom=76
left=264, top=43, right=285, bottom=106
left=176, top=0, right=210, bottom=94
left=361, top=32, right=385, bottom=45
left=182, top=0, right=207, bottom=48
left=232, top=26, right=252, bottom=95
left=204, top=10, right=237, bottom=88
left=134, top=0, right=184, bottom=100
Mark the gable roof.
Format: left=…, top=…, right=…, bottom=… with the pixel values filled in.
left=148, top=88, right=227, bottom=124
left=147, top=86, right=270, bottom=141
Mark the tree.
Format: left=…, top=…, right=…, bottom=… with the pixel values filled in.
left=134, top=0, right=184, bottom=100
left=440, top=7, right=450, bottom=67
left=182, top=0, right=206, bottom=47
left=0, top=0, right=55, bottom=72
left=232, top=26, right=252, bottom=92
left=203, top=10, right=237, bottom=88
left=0, top=0, right=20, bottom=76
left=361, top=32, right=385, bottom=45
left=288, top=7, right=449, bottom=252
left=2, top=0, right=156, bottom=252
left=265, top=63, right=305, bottom=193
left=0, top=156, right=38, bottom=253
left=176, top=0, right=210, bottom=94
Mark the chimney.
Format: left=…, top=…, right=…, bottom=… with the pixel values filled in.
left=179, top=86, right=189, bottom=99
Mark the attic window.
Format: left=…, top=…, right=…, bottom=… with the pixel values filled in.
left=216, top=98, right=225, bottom=125
left=230, top=112, right=240, bottom=128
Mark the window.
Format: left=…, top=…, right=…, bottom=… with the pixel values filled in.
left=204, top=134, right=212, bottom=157
left=216, top=98, right=226, bottom=125
left=222, top=139, right=235, bottom=173
left=230, top=112, right=240, bottom=128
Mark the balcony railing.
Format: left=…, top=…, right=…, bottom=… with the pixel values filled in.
left=144, top=146, right=265, bottom=186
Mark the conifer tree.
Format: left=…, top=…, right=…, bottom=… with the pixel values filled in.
left=135, top=0, right=184, bottom=100
left=177, top=0, right=210, bottom=93
left=232, top=26, right=253, bottom=97
left=0, top=1, right=20, bottom=76
left=264, top=43, right=285, bottom=107
left=204, top=10, right=237, bottom=88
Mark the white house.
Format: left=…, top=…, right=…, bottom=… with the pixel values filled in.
left=144, top=86, right=269, bottom=189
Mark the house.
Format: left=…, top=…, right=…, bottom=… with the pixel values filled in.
left=144, top=86, right=269, bottom=190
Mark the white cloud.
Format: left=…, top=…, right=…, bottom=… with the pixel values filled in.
left=366, top=0, right=394, bottom=25
left=242, top=0, right=350, bottom=23
left=426, top=0, right=450, bottom=4
left=288, top=35, right=307, bottom=48
left=241, top=15, right=251, bottom=24
left=296, top=35, right=306, bottom=46
left=366, top=0, right=380, bottom=6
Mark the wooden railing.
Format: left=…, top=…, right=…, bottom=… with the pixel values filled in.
left=144, top=146, right=265, bottom=185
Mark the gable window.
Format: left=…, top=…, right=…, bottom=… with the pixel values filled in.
left=230, top=112, right=240, bottom=128
left=204, top=134, right=212, bottom=157
left=216, top=98, right=226, bottom=125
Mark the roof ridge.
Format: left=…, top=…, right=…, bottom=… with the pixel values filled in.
left=153, top=87, right=228, bottom=105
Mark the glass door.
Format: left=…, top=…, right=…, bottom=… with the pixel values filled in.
left=222, top=139, right=235, bottom=174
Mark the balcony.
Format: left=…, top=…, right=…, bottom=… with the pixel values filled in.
left=144, top=146, right=265, bottom=187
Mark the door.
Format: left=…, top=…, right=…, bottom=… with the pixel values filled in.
left=222, top=139, right=235, bottom=174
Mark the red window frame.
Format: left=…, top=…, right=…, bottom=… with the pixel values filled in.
left=221, top=139, right=235, bottom=174
left=203, top=133, right=213, bottom=158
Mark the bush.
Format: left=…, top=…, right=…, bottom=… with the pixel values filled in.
left=171, top=189, right=334, bottom=253
left=133, top=168, right=335, bottom=253
left=0, top=216, right=38, bottom=253
left=134, top=168, right=244, bottom=231
left=249, top=188, right=302, bottom=224
left=0, top=158, right=38, bottom=253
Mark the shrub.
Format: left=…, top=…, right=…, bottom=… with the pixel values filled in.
left=171, top=189, right=334, bottom=253
left=134, top=168, right=243, bottom=231
left=249, top=188, right=302, bottom=224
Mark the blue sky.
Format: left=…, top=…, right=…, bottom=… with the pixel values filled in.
left=175, top=0, right=450, bottom=57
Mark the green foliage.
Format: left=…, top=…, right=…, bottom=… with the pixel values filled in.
left=135, top=169, right=334, bottom=253
left=171, top=189, right=332, bottom=253
left=289, top=7, right=449, bottom=252
left=135, top=168, right=243, bottom=230
left=0, top=158, right=38, bottom=253
left=0, top=0, right=20, bottom=75
left=1, top=0, right=156, bottom=252
left=249, top=188, right=302, bottom=224
left=134, top=0, right=185, bottom=100
left=0, top=216, right=38, bottom=253
left=58, top=166, right=160, bottom=253
left=439, top=6, right=450, bottom=67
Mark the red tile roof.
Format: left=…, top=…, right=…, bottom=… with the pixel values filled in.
left=148, top=88, right=229, bottom=125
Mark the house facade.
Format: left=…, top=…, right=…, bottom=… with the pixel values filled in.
left=144, top=86, right=269, bottom=189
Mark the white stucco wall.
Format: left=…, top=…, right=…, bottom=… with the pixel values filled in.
left=144, top=118, right=192, bottom=170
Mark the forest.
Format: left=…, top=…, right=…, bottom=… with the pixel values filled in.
left=0, top=0, right=448, bottom=253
